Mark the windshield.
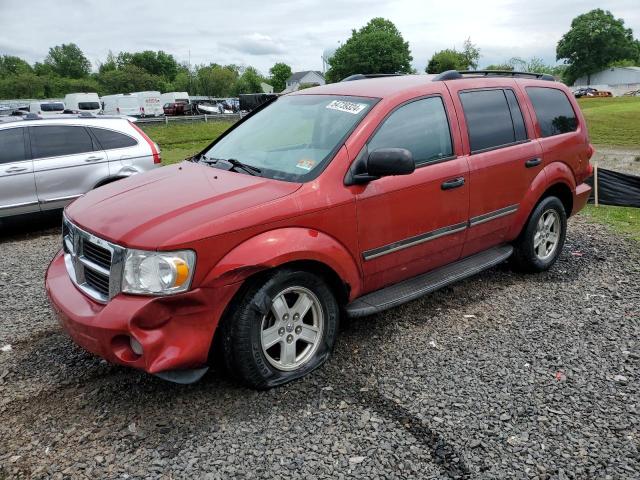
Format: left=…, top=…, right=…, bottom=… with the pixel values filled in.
left=78, top=102, right=100, bottom=110
left=202, top=95, right=377, bottom=181
left=41, top=103, right=64, bottom=112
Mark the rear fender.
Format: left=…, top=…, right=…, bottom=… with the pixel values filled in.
left=507, top=161, right=575, bottom=239
left=203, top=228, right=363, bottom=300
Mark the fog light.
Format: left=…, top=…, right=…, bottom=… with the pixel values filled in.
left=130, top=337, right=143, bottom=356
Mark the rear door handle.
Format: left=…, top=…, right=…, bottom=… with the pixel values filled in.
left=85, top=156, right=103, bottom=163
left=525, top=158, right=541, bottom=168
left=5, top=166, right=28, bottom=173
left=441, top=177, right=465, bottom=190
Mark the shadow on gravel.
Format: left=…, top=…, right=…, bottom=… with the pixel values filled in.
left=0, top=210, right=62, bottom=242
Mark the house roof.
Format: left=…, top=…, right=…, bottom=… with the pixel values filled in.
left=287, top=71, right=324, bottom=83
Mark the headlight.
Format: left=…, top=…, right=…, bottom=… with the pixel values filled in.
left=122, top=249, right=196, bottom=295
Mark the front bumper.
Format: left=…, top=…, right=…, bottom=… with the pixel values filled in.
left=46, top=250, right=238, bottom=380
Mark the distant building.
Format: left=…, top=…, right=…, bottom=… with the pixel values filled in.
left=283, top=71, right=325, bottom=93
left=573, top=66, right=640, bottom=96
left=260, top=82, right=274, bottom=94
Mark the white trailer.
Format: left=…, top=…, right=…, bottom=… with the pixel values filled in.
left=130, top=91, right=164, bottom=117
left=101, top=94, right=140, bottom=117
left=160, top=92, right=190, bottom=105
left=64, top=93, right=101, bottom=114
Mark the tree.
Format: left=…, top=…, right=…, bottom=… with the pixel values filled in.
left=234, top=66, right=264, bottom=94
left=269, top=62, right=292, bottom=92
left=44, top=43, right=91, bottom=78
left=326, top=18, right=413, bottom=83
left=196, top=64, right=238, bottom=97
left=426, top=39, right=479, bottom=74
left=0, top=55, right=33, bottom=78
left=557, top=9, right=639, bottom=84
left=461, top=38, right=480, bottom=70
left=484, top=63, right=514, bottom=71
left=98, top=64, right=166, bottom=95
left=426, top=49, right=468, bottom=73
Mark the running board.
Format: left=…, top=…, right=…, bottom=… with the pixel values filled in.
left=346, top=245, right=513, bottom=318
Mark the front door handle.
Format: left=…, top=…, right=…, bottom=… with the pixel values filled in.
left=85, top=156, right=103, bottom=163
left=525, top=158, right=541, bottom=168
left=5, top=166, right=28, bottom=173
left=441, top=177, right=465, bottom=190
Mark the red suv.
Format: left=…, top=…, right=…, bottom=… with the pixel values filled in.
left=46, top=71, right=593, bottom=388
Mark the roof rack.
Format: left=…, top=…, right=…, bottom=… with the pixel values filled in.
left=433, top=70, right=555, bottom=82
left=340, top=73, right=404, bottom=82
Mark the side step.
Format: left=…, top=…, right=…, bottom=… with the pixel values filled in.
left=346, top=245, right=513, bottom=318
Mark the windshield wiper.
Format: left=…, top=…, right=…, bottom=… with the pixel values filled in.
left=200, top=156, right=261, bottom=176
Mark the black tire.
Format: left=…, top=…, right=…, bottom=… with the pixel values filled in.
left=511, top=196, right=567, bottom=273
left=219, top=268, right=340, bottom=389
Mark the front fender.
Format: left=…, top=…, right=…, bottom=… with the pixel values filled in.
left=202, top=228, right=363, bottom=300
left=507, top=161, right=576, bottom=239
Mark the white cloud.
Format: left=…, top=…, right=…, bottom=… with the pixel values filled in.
left=0, top=0, right=638, bottom=74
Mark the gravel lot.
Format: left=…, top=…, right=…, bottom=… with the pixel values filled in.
left=0, top=213, right=638, bottom=479
left=593, top=146, right=640, bottom=176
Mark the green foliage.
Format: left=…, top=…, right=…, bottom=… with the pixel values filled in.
left=297, top=83, right=319, bottom=90
left=196, top=64, right=238, bottom=97
left=97, top=64, right=168, bottom=94
left=557, top=9, right=639, bottom=84
left=326, top=18, right=413, bottom=83
left=426, top=38, right=480, bottom=73
left=234, top=66, right=264, bottom=94
left=44, top=43, right=91, bottom=78
left=484, top=63, right=514, bottom=71
left=269, top=62, right=292, bottom=92
left=116, top=50, right=179, bottom=80
left=0, top=55, right=33, bottom=78
left=0, top=73, right=46, bottom=98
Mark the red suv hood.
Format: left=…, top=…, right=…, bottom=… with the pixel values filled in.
left=66, top=162, right=301, bottom=248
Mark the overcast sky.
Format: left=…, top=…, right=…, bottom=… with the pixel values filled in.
left=1, top=0, right=638, bottom=75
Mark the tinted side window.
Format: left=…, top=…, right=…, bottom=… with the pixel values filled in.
left=460, top=89, right=517, bottom=153
left=368, top=97, right=453, bottom=165
left=31, top=126, right=95, bottom=159
left=91, top=128, right=137, bottom=150
left=504, top=90, right=527, bottom=141
left=0, top=128, right=26, bottom=164
left=526, top=87, right=578, bottom=137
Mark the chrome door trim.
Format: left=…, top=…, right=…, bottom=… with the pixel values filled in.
left=39, top=194, right=83, bottom=205
left=469, top=204, right=519, bottom=227
left=363, top=221, right=468, bottom=261
left=0, top=200, right=39, bottom=211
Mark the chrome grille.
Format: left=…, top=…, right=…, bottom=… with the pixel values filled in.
left=62, top=216, right=125, bottom=303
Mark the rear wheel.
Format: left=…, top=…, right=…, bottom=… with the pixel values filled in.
left=511, top=196, right=567, bottom=272
left=220, top=268, right=339, bottom=389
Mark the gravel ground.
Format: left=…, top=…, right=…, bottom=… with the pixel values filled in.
left=593, top=146, right=640, bottom=176
left=0, top=213, right=638, bottom=479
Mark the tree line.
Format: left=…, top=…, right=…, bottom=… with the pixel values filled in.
left=0, top=44, right=294, bottom=100
left=1, top=8, right=638, bottom=99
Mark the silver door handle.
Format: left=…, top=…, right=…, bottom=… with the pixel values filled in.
left=85, top=156, right=103, bottom=162
left=5, top=166, right=28, bottom=173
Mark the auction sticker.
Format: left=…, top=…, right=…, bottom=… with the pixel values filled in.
left=296, top=159, right=316, bottom=171
left=326, top=100, right=368, bottom=115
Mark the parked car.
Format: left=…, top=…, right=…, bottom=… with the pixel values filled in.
left=574, top=87, right=612, bottom=98
left=163, top=102, right=192, bottom=116
left=129, top=91, right=164, bottom=117
left=0, top=116, right=160, bottom=218
left=29, top=101, right=65, bottom=115
left=101, top=94, right=140, bottom=117
left=47, top=71, right=593, bottom=389
left=64, top=93, right=101, bottom=114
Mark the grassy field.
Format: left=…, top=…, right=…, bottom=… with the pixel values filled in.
left=577, top=96, right=640, bottom=147
left=142, top=97, right=639, bottom=242
left=142, top=121, right=233, bottom=164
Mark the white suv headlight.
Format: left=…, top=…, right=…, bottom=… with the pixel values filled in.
left=122, top=249, right=196, bottom=295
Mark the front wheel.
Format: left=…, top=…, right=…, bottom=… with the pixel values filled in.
left=219, top=269, right=339, bottom=389
left=511, top=196, right=567, bottom=272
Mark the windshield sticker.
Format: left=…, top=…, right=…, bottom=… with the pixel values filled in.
left=326, top=100, right=368, bottom=115
left=296, top=159, right=316, bottom=171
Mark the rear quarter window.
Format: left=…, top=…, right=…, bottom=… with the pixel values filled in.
left=31, top=125, right=96, bottom=159
left=526, top=87, right=578, bottom=137
left=90, top=127, right=137, bottom=150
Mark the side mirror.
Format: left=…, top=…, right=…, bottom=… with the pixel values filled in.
left=367, top=148, right=415, bottom=177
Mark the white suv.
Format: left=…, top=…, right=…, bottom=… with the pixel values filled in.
left=0, top=115, right=161, bottom=218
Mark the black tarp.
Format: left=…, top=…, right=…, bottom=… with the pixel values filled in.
left=587, top=168, right=640, bottom=208
left=239, top=93, right=277, bottom=112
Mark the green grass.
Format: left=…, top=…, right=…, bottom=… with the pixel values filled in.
left=581, top=205, right=640, bottom=241
left=578, top=97, right=640, bottom=147
left=141, top=121, right=233, bottom=165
